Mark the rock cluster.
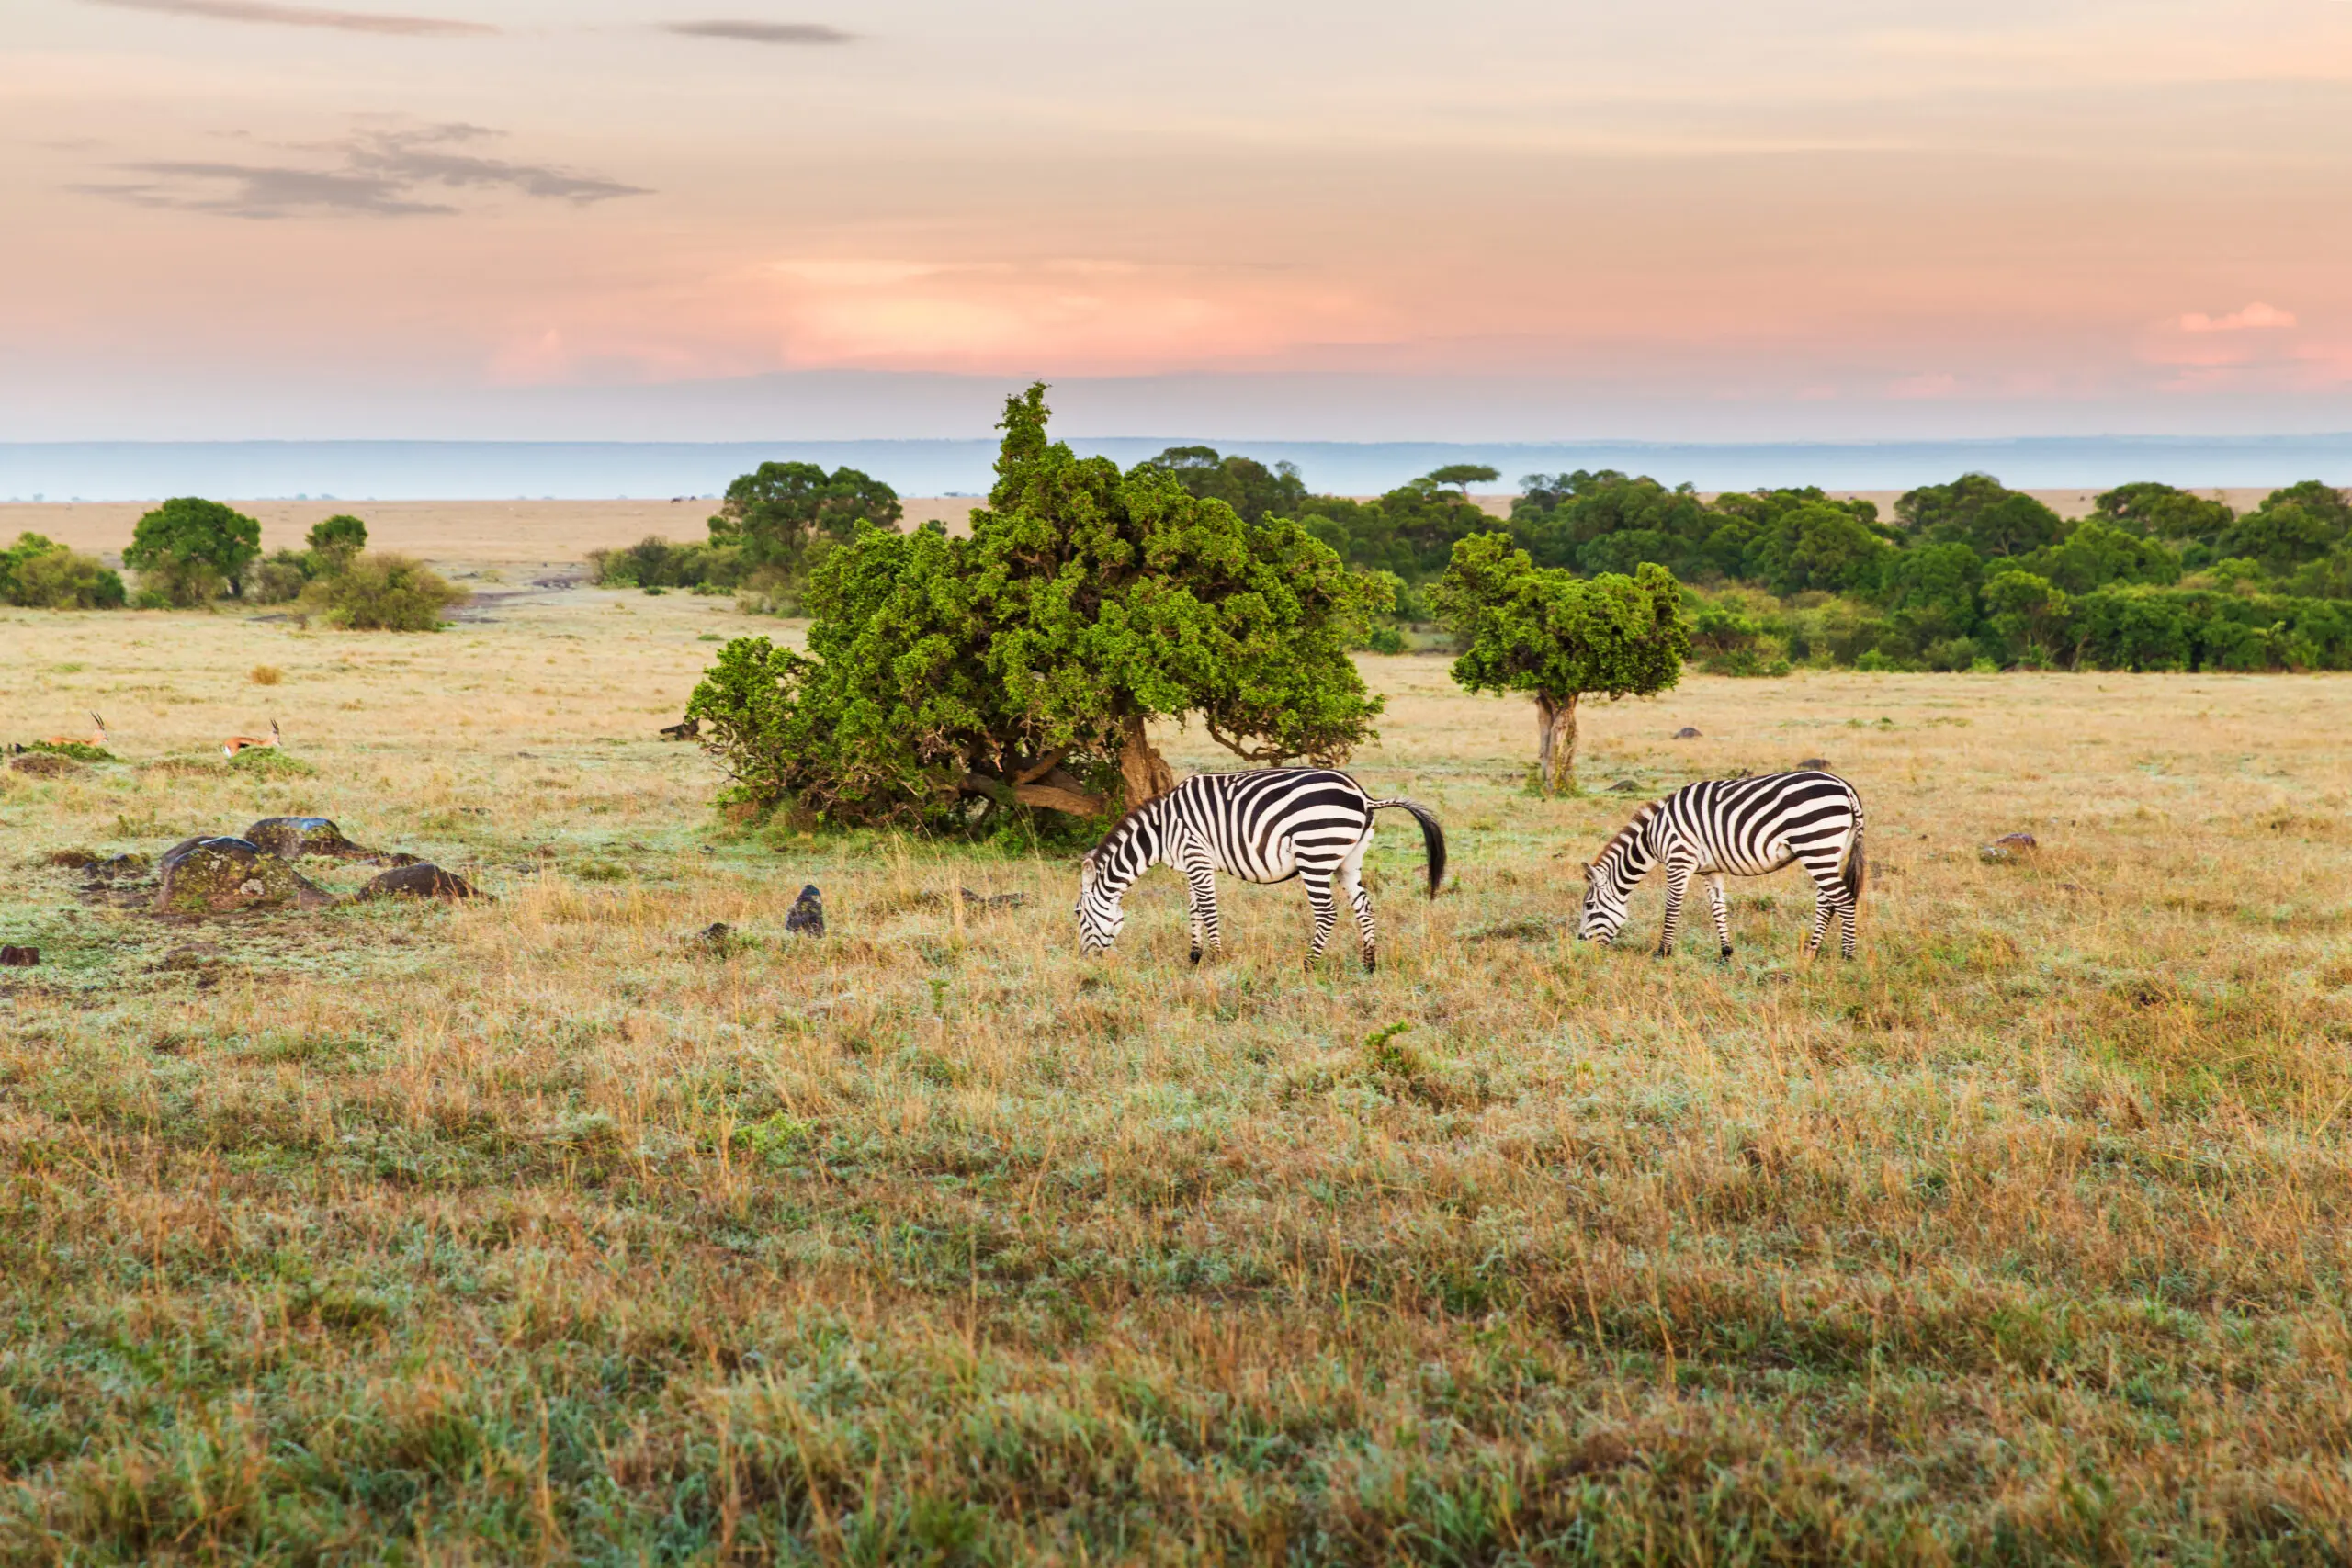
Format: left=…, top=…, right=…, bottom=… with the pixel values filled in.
left=153, top=837, right=335, bottom=916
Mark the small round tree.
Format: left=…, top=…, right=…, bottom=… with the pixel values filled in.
left=305, top=513, right=368, bottom=574
left=1435, top=532, right=1689, bottom=795
left=123, top=497, right=262, bottom=604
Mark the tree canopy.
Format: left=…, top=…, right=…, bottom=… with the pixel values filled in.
left=1434, top=533, right=1688, bottom=794
left=122, top=497, right=263, bottom=604
left=1136, top=446, right=1310, bottom=524
left=305, top=513, right=368, bottom=570
left=1427, top=463, right=1500, bottom=495
left=687, top=385, right=1387, bottom=829
left=706, top=462, right=902, bottom=574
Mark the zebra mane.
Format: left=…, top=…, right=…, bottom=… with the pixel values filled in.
left=1591, top=803, right=1659, bottom=870
left=1084, top=790, right=1165, bottom=867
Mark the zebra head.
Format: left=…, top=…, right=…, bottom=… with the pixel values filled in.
left=1577, top=807, right=1655, bottom=944
left=1075, top=847, right=1126, bottom=953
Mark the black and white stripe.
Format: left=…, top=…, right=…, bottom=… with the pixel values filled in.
left=1578, top=770, right=1866, bottom=961
left=1077, top=768, right=1446, bottom=971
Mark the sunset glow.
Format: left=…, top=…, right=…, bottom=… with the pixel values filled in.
left=7, top=0, right=2352, bottom=439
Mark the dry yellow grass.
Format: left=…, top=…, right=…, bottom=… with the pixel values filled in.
left=1, top=586, right=2348, bottom=1562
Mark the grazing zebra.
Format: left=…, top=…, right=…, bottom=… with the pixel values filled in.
left=1076, top=768, right=1446, bottom=971
left=1578, top=770, right=1866, bottom=961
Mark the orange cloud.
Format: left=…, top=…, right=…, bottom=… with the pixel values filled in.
left=2179, top=302, right=2297, bottom=333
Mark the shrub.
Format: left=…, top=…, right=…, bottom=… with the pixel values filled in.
left=300, top=552, right=469, bottom=631
left=589, top=535, right=741, bottom=590
left=123, top=498, right=261, bottom=604
left=1365, top=626, right=1407, bottom=655
left=0, top=534, right=127, bottom=609
left=250, top=664, right=283, bottom=685
left=247, top=551, right=312, bottom=604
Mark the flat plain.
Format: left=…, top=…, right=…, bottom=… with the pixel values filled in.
left=1, top=577, right=2348, bottom=1563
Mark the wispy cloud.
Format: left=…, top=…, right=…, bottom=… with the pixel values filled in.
left=2179, top=301, right=2296, bottom=333
left=661, top=19, right=854, bottom=45
left=74, top=126, right=647, bottom=220
left=82, top=0, right=494, bottom=35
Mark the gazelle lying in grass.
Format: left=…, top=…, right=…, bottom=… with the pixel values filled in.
left=40, top=713, right=107, bottom=749
left=223, top=719, right=280, bottom=759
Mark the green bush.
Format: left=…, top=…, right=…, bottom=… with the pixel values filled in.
left=0, top=534, right=126, bottom=609
left=300, top=552, right=469, bottom=631
left=247, top=550, right=312, bottom=604
left=588, top=536, right=742, bottom=591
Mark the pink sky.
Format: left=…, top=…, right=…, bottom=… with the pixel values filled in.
left=6, top=0, right=2352, bottom=440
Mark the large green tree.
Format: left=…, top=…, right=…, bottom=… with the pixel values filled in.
left=122, top=497, right=262, bottom=604
left=1434, top=533, right=1689, bottom=795
left=2092, top=482, right=2233, bottom=545
left=687, top=385, right=1388, bottom=828
left=1137, top=446, right=1309, bottom=524
left=1896, top=474, right=2065, bottom=560
left=706, top=462, right=901, bottom=574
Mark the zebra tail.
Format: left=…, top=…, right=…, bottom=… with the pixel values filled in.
left=1370, top=798, right=1447, bottom=897
left=1841, top=824, right=1866, bottom=908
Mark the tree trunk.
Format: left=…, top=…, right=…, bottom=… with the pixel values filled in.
left=1118, top=713, right=1178, bottom=809
left=1534, top=690, right=1578, bottom=795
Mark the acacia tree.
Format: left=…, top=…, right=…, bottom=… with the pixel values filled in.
left=1434, top=533, right=1688, bottom=794
left=687, top=385, right=1389, bottom=827
left=122, top=497, right=262, bottom=604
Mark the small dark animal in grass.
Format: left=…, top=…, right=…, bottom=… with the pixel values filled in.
left=1980, top=831, right=2038, bottom=863
left=658, top=716, right=700, bottom=741
left=1580, top=770, right=1866, bottom=963
left=0, top=946, right=37, bottom=968
left=1800, top=757, right=1828, bottom=768
left=785, top=885, right=825, bottom=936
left=1673, top=727, right=1702, bottom=739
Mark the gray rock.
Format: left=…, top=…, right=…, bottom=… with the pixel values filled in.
left=785, top=884, right=825, bottom=936
left=1673, top=727, right=1702, bottom=739
left=1607, top=778, right=1644, bottom=793
left=359, top=863, right=487, bottom=901
left=154, top=836, right=333, bottom=916
left=243, top=817, right=375, bottom=861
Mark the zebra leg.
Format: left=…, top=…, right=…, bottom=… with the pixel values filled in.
left=1301, top=869, right=1340, bottom=971
left=1657, top=857, right=1692, bottom=957
left=1179, top=837, right=1220, bottom=964
left=1798, top=852, right=1839, bottom=961
left=1338, top=840, right=1376, bottom=972
left=1706, top=875, right=1733, bottom=962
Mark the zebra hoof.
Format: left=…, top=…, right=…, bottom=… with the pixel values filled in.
left=1188, top=949, right=1203, bottom=966
left=1717, top=948, right=1733, bottom=964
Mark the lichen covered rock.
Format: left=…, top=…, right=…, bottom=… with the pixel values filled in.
left=154, top=836, right=334, bottom=916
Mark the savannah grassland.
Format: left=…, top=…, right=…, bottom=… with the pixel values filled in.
left=1, top=564, right=2349, bottom=1565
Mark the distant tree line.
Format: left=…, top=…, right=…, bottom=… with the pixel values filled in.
left=2, top=502, right=464, bottom=630
left=1158, top=458, right=2348, bottom=675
